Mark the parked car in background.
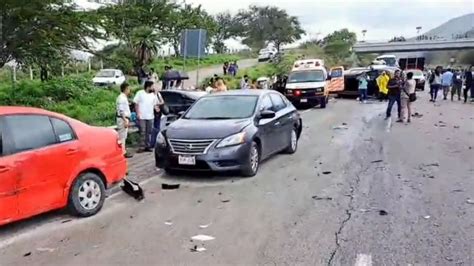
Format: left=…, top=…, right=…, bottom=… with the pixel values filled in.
left=160, top=90, right=207, bottom=125
left=155, top=90, right=302, bottom=177
left=258, top=47, right=278, bottom=62
left=0, top=107, right=127, bottom=226
left=405, top=69, right=426, bottom=90
left=92, top=69, right=126, bottom=87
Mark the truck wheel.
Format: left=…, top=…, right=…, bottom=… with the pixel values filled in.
left=320, top=97, right=327, bottom=108
left=68, top=172, right=106, bottom=217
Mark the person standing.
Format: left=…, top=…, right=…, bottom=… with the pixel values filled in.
left=376, top=71, right=389, bottom=101
left=134, top=81, right=159, bottom=152
left=116, top=83, right=133, bottom=158
left=150, top=87, right=165, bottom=148
left=429, top=66, right=442, bottom=102
left=401, top=72, right=416, bottom=123
left=441, top=68, right=453, bottom=100
left=386, top=70, right=403, bottom=122
left=358, top=73, right=368, bottom=103
left=465, top=66, right=473, bottom=103
left=214, top=79, right=228, bottom=92
left=451, top=69, right=463, bottom=101
left=223, top=62, right=229, bottom=75
left=240, top=75, right=250, bottom=90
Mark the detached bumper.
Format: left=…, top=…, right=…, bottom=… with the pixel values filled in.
left=155, top=142, right=251, bottom=172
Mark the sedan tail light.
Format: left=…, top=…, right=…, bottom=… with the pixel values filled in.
left=294, top=90, right=302, bottom=96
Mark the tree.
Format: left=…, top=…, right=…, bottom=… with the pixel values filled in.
left=235, top=5, right=305, bottom=51
left=321, top=29, right=357, bottom=65
left=130, top=26, right=161, bottom=67
left=322, top=29, right=357, bottom=46
left=0, top=0, right=102, bottom=70
left=212, top=12, right=240, bottom=54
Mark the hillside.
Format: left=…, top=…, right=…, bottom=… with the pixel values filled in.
left=422, top=13, right=474, bottom=39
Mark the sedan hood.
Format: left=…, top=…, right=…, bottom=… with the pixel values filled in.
left=165, top=118, right=251, bottom=139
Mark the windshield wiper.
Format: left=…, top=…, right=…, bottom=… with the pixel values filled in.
left=200, top=117, right=231, bottom=120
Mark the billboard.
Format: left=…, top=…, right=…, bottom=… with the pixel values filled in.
left=180, top=29, right=207, bottom=58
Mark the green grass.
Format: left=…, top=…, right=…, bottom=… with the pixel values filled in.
left=150, top=54, right=240, bottom=72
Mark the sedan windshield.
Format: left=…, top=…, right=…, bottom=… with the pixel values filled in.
left=96, top=70, right=116, bottom=77
left=287, top=70, right=325, bottom=83
left=184, top=95, right=258, bottom=119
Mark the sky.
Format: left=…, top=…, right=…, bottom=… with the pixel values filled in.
left=187, top=0, right=474, bottom=48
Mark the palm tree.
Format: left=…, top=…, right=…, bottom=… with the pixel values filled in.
left=130, top=26, right=160, bottom=67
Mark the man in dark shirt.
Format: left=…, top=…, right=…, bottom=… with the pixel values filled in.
left=386, top=70, right=403, bottom=122
left=465, top=66, right=473, bottom=103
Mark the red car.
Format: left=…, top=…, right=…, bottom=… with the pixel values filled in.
left=0, top=107, right=127, bottom=226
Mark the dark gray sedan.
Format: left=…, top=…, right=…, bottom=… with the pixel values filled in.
left=155, top=90, right=302, bottom=177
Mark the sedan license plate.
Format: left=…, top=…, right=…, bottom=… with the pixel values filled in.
left=300, top=98, right=308, bottom=103
left=178, top=155, right=196, bottom=165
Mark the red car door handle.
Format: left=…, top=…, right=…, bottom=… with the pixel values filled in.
left=66, top=148, right=79, bottom=155
left=0, top=166, right=10, bottom=173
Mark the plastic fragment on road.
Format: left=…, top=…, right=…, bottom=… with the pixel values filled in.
left=164, top=221, right=173, bottom=226
left=162, top=183, right=180, bottom=190
left=322, top=171, right=332, bottom=175
left=199, top=223, right=212, bottom=229
left=61, top=219, right=72, bottom=224
left=371, top=160, right=383, bottom=163
left=191, top=235, right=215, bottom=241
left=312, top=195, right=333, bottom=201
left=190, top=246, right=207, bottom=252
left=332, top=125, right=348, bottom=130
left=379, top=210, right=388, bottom=216
left=467, top=199, right=474, bottom=205
left=423, top=215, right=431, bottom=219
left=23, top=252, right=32, bottom=257
left=36, top=247, right=55, bottom=252
left=121, top=179, right=145, bottom=201
left=221, top=199, right=231, bottom=203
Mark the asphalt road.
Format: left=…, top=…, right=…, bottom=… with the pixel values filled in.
left=0, top=94, right=473, bottom=265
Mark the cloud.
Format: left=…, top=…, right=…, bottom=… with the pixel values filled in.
left=188, top=0, right=473, bottom=47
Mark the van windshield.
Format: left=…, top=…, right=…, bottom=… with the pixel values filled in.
left=377, top=57, right=397, bottom=66
left=287, top=70, right=325, bottom=83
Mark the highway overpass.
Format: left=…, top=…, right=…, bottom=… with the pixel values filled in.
left=353, top=39, right=474, bottom=54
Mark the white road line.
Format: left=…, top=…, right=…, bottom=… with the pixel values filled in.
left=355, top=254, right=373, bottom=266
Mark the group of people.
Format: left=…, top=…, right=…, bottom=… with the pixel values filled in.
left=223, top=61, right=239, bottom=76
left=116, top=79, right=166, bottom=157
left=428, top=66, right=473, bottom=103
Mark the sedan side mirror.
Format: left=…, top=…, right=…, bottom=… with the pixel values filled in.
left=260, top=110, right=276, bottom=119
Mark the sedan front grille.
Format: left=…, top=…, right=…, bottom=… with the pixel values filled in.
left=168, top=139, right=216, bottom=155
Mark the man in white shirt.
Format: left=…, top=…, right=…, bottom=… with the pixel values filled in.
left=116, top=83, right=133, bottom=158
left=134, top=81, right=159, bottom=152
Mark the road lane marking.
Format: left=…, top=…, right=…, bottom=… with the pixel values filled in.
left=355, top=254, right=373, bottom=266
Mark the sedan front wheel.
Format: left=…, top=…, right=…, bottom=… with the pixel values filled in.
left=241, top=141, right=260, bottom=177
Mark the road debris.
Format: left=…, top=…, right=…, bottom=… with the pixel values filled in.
left=164, top=221, right=173, bottom=226
left=379, top=210, right=388, bottom=216
left=23, top=252, right=32, bottom=257
left=190, top=246, right=206, bottom=252
left=221, top=199, right=231, bottom=203
left=423, top=215, right=431, bottom=219
left=427, top=175, right=435, bottom=179
left=454, top=125, right=460, bottom=129
left=162, top=183, right=180, bottom=190
left=36, top=248, right=55, bottom=252
left=322, top=171, right=332, bottom=175
left=412, top=112, right=423, bottom=118
left=423, top=163, right=439, bottom=167
left=333, top=125, right=349, bottom=130
left=218, top=192, right=222, bottom=195
left=199, top=223, right=212, bottom=229
left=121, top=179, right=144, bottom=201
left=312, top=196, right=333, bottom=201
left=371, top=160, right=383, bottom=163
left=451, top=189, right=464, bottom=193
left=466, top=199, right=474, bottom=205
left=191, top=235, right=215, bottom=241
left=129, top=215, right=134, bottom=219
left=61, top=219, right=72, bottom=224
left=342, top=122, right=348, bottom=126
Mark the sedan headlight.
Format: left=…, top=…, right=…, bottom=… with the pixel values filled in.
left=216, top=132, right=246, bottom=148
left=156, top=132, right=166, bottom=146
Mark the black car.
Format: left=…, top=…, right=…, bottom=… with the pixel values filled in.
left=161, top=90, right=207, bottom=124
left=155, top=90, right=303, bottom=177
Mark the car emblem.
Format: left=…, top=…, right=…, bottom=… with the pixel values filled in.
left=186, top=144, right=193, bottom=150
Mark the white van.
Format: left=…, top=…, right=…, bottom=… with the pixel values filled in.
left=284, top=59, right=329, bottom=108
left=258, top=47, right=278, bottom=62
left=92, top=69, right=126, bottom=87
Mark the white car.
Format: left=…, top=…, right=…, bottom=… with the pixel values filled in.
left=92, top=69, right=126, bottom=87
left=258, top=48, right=277, bottom=62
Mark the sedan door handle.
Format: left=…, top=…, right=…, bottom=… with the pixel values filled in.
left=0, top=166, right=11, bottom=173
left=66, top=148, right=79, bottom=155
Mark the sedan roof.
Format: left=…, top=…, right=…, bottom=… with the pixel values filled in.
left=206, top=90, right=270, bottom=97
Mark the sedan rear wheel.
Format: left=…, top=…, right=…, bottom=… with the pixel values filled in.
left=241, top=141, right=260, bottom=177
left=284, top=128, right=298, bottom=154
left=68, top=173, right=106, bottom=217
